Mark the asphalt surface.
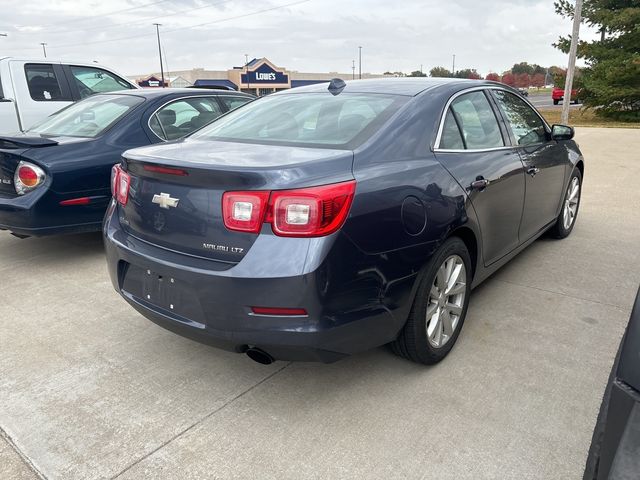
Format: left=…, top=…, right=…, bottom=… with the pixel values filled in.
left=527, top=91, right=581, bottom=109
left=1, top=128, right=639, bottom=480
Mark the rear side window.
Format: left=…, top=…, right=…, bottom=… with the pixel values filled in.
left=70, top=66, right=134, bottom=99
left=493, top=90, right=547, bottom=146
left=439, top=110, right=465, bottom=150
left=24, top=64, right=66, bottom=101
left=150, top=97, right=224, bottom=141
left=447, top=91, right=504, bottom=150
left=219, top=96, right=252, bottom=111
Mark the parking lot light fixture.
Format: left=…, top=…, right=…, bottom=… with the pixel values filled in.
left=40, top=42, right=47, bottom=58
left=153, top=23, right=165, bottom=88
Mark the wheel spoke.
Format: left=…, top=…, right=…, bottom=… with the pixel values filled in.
left=436, top=264, right=447, bottom=290
left=569, top=183, right=579, bottom=201
left=441, top=310, right=454, bottom=336
left=426, top=302, right=438, bottom=319
left=445, top=263, right=463, bottom=295
left=447, top=303, right=462, bottom=316
left=430, top=284, right=439, bottom=300
left=447, top=282, right=466, bottom=296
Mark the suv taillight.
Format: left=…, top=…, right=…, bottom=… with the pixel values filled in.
left=14, top=161, right=46, bottom=195
left=222, top=180, right=356, bottom=237
left=111, top=164, right=130, bottom=206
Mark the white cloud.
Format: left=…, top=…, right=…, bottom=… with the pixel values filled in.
left=0, top=0, right=598, bottom=77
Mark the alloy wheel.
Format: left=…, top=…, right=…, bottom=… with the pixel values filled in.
left=426, top=255, right=467, bottom=348
left=563, top=177, right=580, bottom=230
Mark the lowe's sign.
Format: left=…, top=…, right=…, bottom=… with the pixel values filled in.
left=241, top=63, right=289, bottom=84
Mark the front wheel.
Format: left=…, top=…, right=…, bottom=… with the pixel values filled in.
left=391, top=237, right=472, bottom=364
left=550, top=169, right=582, bottom=239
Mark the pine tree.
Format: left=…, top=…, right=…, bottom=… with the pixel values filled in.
left=554, top=0, right=640, bottom=120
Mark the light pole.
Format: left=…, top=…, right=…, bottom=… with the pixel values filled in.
left=153, top=23, right=165, bottom=88
left=358, top=46, right=362, bottom=80
left=352, top=60, right=355, bottom=80
left=40, top=42, right=47, bottom=58
left=245, top=54, right=250, bottom=94
left=561, top=0, right=583, bottom=124
left=452, top=54, right=456, bottom=75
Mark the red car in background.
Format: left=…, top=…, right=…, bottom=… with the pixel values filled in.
left=552, top=87, right=580, bottom=105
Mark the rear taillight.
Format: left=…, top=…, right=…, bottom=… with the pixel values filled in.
left=222, top=180, right=356, bottom=237
left=111, top=164, right=130, bottom=206
left=222, top=191, right=270, bottom=233
left=14, top=161, right=46, bottom=195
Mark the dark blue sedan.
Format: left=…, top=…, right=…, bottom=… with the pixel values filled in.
left=104, top=78, right=584, bottom=365
left=0, top=88, right=253, bottom=237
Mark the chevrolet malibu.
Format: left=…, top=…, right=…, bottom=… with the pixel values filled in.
left=104, top=78, right=584, bottom=365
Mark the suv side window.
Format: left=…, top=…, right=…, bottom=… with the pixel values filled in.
left=219, top=96, right=252, bottom=111
left=24, top=64, right=66, bottom=101
left=150, top=97, right=224, bottom=141
left=69, top=66, right=134, bottom=99
left=447, top=91, right=504, bottom=150
left=493, top=90, right=547, bottom=146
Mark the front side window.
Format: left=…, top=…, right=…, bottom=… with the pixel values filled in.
left=493, top=90, right=547, bottom=146
left=70, top=66, right=134, bottom=99
left=150, top=97, right=224, bottom=141
left=24, top=64, right=66, bottom=101
left=27, top=94, right=144, bottom=138
left=192, top=93, right=407, bottom=148
left=447, top=91, right=504, bottom=150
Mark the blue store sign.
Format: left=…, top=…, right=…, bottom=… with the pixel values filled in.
left=241, top=63, right=289, bottom=84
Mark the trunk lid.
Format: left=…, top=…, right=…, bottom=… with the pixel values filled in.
left=120, top=139, right=354, bottom=262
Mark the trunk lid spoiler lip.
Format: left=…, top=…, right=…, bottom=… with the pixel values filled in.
left=0, top=135, right=59, bottom=149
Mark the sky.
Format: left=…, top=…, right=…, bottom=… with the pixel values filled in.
left=0, top=0, right=597, bottom=77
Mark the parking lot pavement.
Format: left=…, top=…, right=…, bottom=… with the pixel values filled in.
left=0, top=127, right=638, bottom=480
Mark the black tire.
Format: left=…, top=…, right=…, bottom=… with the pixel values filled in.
left=391, top=237, right=472, bottom=365
left=549, top=168, right=582, bottom=239
left=553, top=99, right=560, bottom=105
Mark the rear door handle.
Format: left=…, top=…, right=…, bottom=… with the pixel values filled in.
left=470, top=178, right=490, bottom=191
left=527, top=167, right=540, bottom=177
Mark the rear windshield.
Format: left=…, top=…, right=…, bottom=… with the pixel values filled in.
left=191, top=92, right=408, bottom=149
left=27, top=94, right=144, bottom=138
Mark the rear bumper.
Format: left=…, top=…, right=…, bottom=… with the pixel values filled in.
left=0, top=188, right=105, bottom=237
left=103, top=202, right=404, bottom=363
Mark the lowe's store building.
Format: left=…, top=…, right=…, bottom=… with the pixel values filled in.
left=134, top=58, right=386, bottom=96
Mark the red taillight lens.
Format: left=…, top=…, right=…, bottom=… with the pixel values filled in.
left=270, top=181, right=356, bottom=237
left=222, top=191, right=270, bottom=233
left=14, top=161, right=46, bottom=195
left=143, top=164, right=188, bottom=176
left=18, top=166, right=39, bottom=187
left=111, top=164, right=130, bottom=206
left=222, top=180, right=356, bottom=237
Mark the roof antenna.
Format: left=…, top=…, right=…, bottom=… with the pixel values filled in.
left=328, top=78, right=346, bottom=96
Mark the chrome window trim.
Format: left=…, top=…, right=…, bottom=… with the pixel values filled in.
left=433, top=85, right=551, bottom=153
left=147, top=94, right=227, bottom=142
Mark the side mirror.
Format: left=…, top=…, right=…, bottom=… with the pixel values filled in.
left=551, top=124, right=574, bottom=141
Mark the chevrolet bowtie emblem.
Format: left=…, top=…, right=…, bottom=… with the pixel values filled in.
left=152, top=192, right=179, bottom=209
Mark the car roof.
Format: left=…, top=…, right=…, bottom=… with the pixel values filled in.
left=276, top=77, right=495, bottom=97
left=102, top=88, right=252, bottom=98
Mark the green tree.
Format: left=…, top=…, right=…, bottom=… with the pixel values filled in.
left=429, top=66, right=452, bottom=78
left=512, top=62, right=534, bottom=75
left=454, top=68, right=481, bottom=79
left=408, top=70, right=427, bottom=77
left=554, top=0, right=640, bottom=120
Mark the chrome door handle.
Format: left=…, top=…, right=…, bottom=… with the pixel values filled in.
left=527, top=167, right=540, bottom=177
left=470, top=178, right=490, bottom=191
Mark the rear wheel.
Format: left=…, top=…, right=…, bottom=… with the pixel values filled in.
left=391, top=237, right=472, bottom=364
left=550, top=169, right=582, bottom=239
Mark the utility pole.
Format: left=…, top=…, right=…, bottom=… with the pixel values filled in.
left=40, top=42, right=47, bottom=58
left=561, top=0, right=583, bottom=124
left=420, top=64, right=423, bottom=76
left=153, top=23, right=165, bottom=88
left=358, top=46, right=362, bottom=79
left=352, top=60, right=355, bottom=80
left=452, top=54, right=456, bottom=75
left=245, top=53, right=250, bottom=93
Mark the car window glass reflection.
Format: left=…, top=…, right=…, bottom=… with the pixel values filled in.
left=493, top=90, right=547, bottom=146
left=449, top=91, right=504, bottom=150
